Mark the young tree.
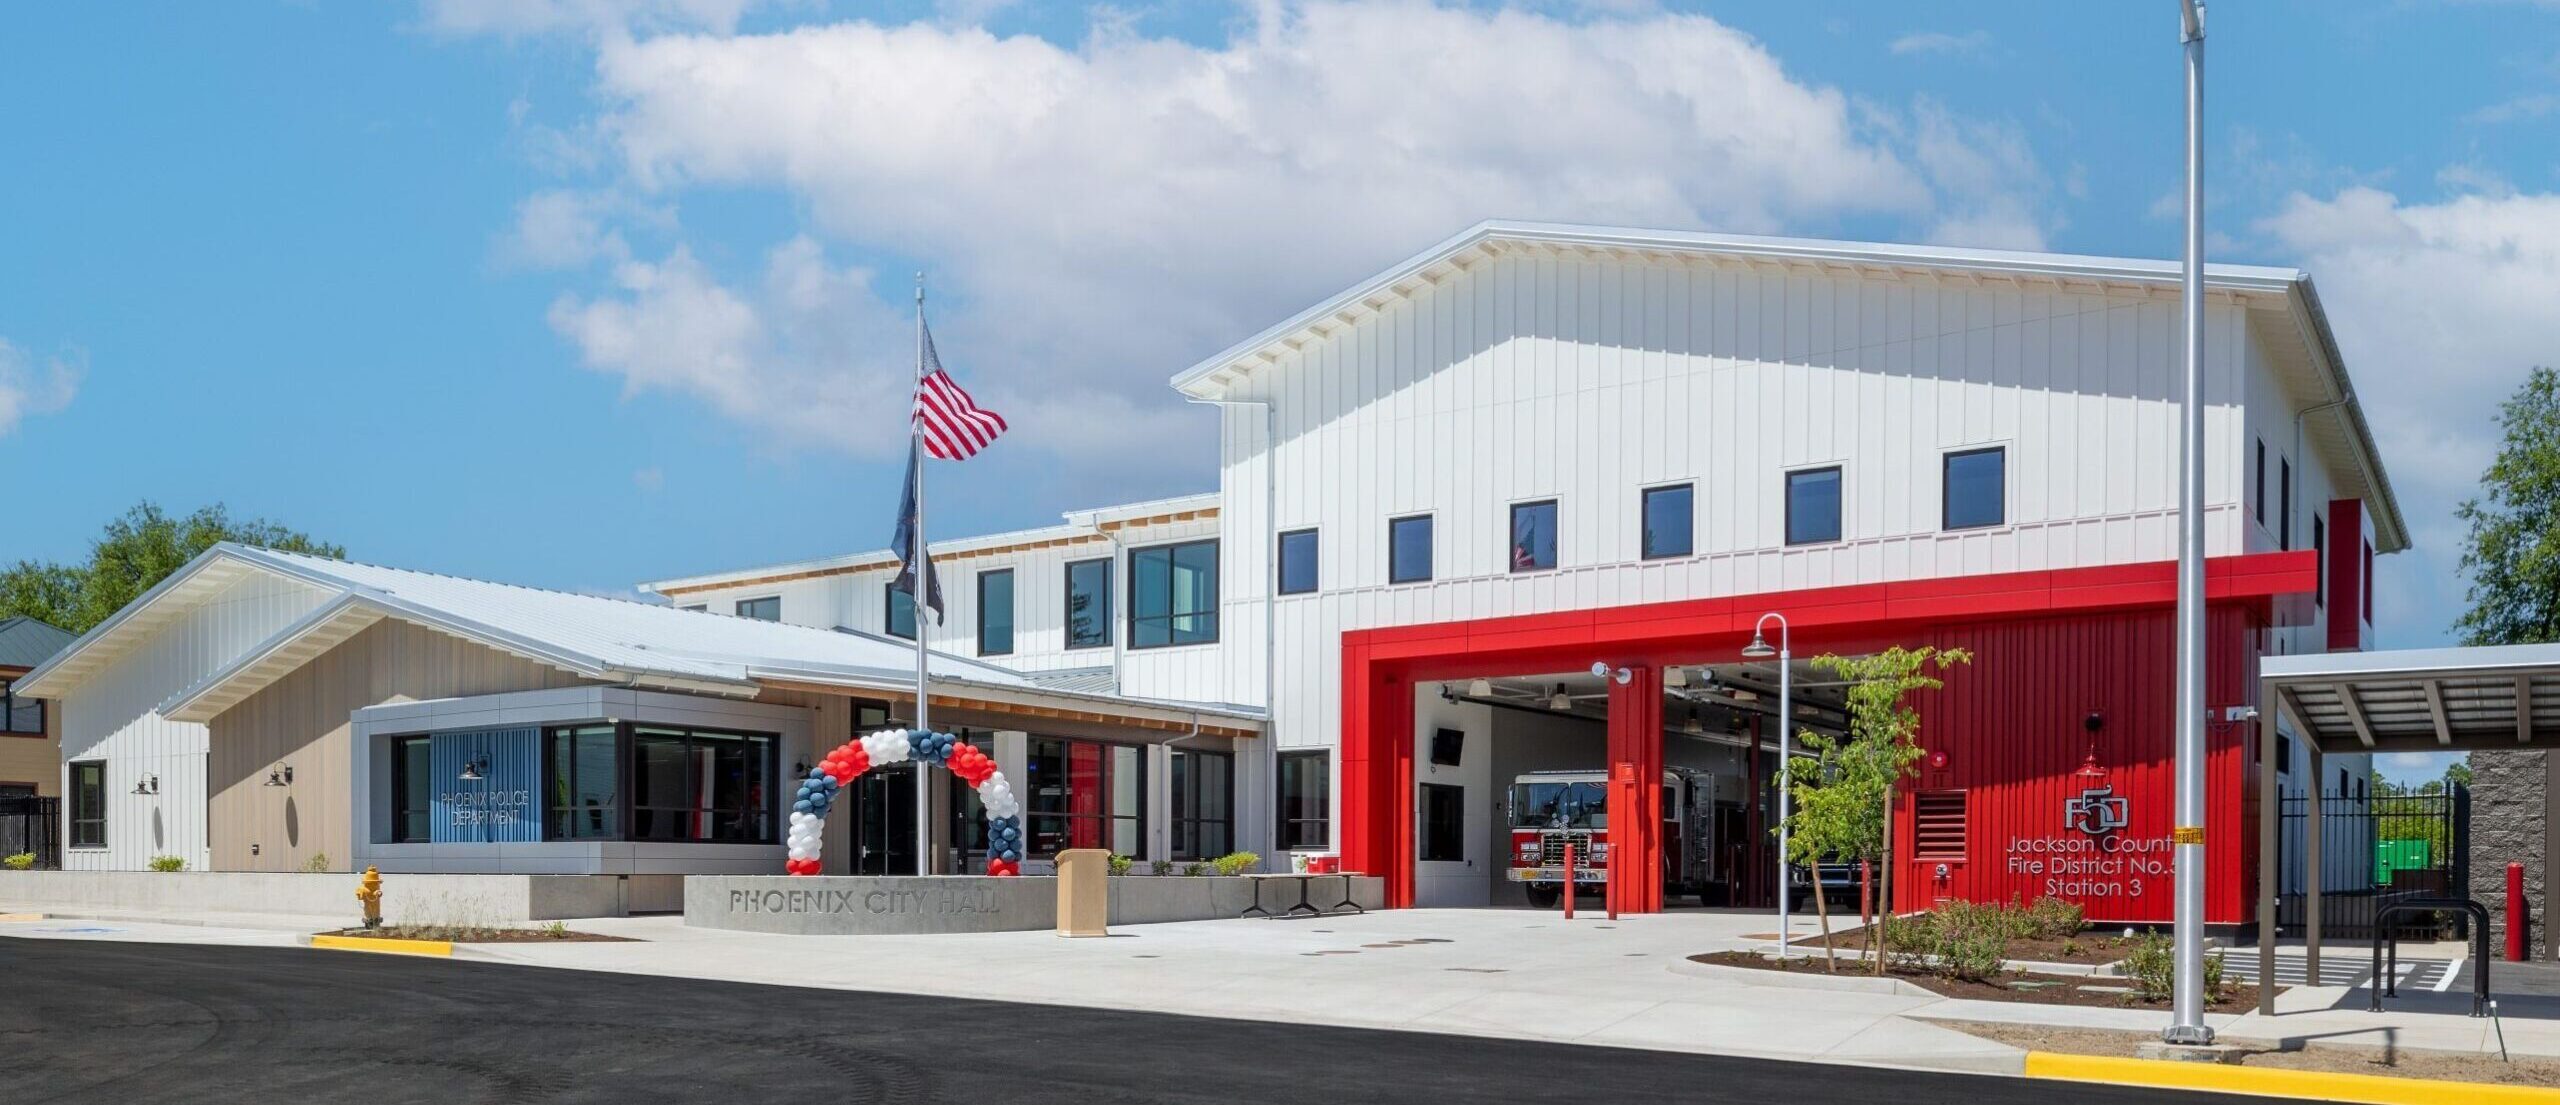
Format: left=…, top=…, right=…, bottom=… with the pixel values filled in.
left=1789, top=646, right=1972, bottom=976
left=0, top=502, right=343, bottom=633
left=2455, top=366, right=2560, bottom=647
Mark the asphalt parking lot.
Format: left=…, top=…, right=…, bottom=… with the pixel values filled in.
left=0, top=937, right=2252, bottom=1104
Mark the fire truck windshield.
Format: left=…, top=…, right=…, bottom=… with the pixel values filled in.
left=1509, top=781, right=1610, bottom=829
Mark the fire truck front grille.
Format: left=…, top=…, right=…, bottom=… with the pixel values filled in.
left=1539, top=834, right=1592, bottom=865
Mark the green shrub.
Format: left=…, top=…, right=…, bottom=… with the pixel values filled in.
left=1938, top=925, right=2008, bottom=983
left=543, top=921, right=570, bottom=939
left=303, top=852, right=331, bottom=874
left=1180, top=861, right=1207, bottom=876
left=2024, top=896, right=2086, bottom=940
left=147, top=855, right=186, bottom=873
left=1106, top=853, right=1134, bottom=876
left=2, top=852, right=35, bottom=871
left=1209, top=851, right=1262, bottom=877
left=1149, top=860, right=1173, bottom=876
left=2124, top=932, right=2174, bottom=999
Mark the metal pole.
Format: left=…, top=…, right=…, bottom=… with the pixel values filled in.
left=2166, top=0, right=2214, bottom=1047
left=1778, top=623, right=1792, bottom=958
left=913, top=273, right=932, bottom=878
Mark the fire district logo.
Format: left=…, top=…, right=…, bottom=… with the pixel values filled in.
left=2064, top=785, right=2129, bottom=836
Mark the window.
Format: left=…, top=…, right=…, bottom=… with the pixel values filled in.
left=390, top=736, right=433, bottom=843
left=1942, top=447, right=2005, bottom=530
left=977, top=569, right=1014, bottom=656
left=1129, top=540, right=1218, bottom=648
left=1170, top=749, right=1233, bottom=860
left=735, top=596, right=780, bottom=622
left=2279, top=458, right=2293, bottom=550
left=1420, top=783, right=1465, bottom=862
left=1277, top=529, right=1320, bottom=596
left=1914, top=791, right=1966, bottom=860
left=1388, top=514, right=1433, bottom=584
left=1025, top=737, right=1144, bottom=857
left=69, top=761, right=105, bottom=848
left=1, top=680, right=41, bottom=735
left=2254, top=439, right=2267, bottom=526
left=545, top=725, right=618, bottom=840
left=1786, top=466, right=1843, bottom=545
left=1509, top=500, right=1558, bottom=572
left=1277, top=750, right=1331, bottom=850
left=2313, top=514, right=2326, bottom=607
left=627, top=727, right=775, bottom=843
left=885, top=583, right=917, bottom=640
left=2276, top=732, right=2294, bottom=774
left=1642, top=484, right=1694, bottom=560
left=1064, top=558, right=1111, bottom=649
left=2363, top=541, right=2375, bottom=624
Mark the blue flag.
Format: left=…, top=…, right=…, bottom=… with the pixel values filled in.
left=890, top=439, right=944, bottom=621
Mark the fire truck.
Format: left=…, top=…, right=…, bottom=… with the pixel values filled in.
left=1505, top=767, right=1728, bottom=908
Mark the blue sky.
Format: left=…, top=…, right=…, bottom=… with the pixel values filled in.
left=3, top=2, right=2553, bottom=782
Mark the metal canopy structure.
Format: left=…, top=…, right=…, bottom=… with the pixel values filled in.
left=2254, top=643, right=2560, bottom=1014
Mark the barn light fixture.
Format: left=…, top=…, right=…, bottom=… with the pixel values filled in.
left=131, top=773, right=160, bottom=796
left=1467, top=678, right=1492, bottom=697
left=1548, top=685, right=1571, bottom=711
left=458, top=755, right=490, bottom=782
left=1663, top=667, right=1689, bottom=688
left=264, top=763, right=293, bottom=787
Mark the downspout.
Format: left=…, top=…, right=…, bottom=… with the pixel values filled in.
left=1186, top=393, right=1279, bottom=854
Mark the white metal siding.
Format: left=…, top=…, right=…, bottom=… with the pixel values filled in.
left=57, top=571, right=332, bottom=871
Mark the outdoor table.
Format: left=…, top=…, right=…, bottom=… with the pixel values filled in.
left=1240, top=872, right=1366, bottom=919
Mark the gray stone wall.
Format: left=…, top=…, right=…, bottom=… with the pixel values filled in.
left=2468, top=750, right=2543, bottom=958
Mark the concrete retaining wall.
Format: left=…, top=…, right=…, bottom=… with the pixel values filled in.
left=686, top=875, right=1386, bottom=935
left=0, top=871, right=673, bottom=923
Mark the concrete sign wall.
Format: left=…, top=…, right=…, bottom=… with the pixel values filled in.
left=685, top=875, right=1386, bottom=935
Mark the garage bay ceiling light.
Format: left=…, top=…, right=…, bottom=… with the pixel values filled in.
left=1467, top=678, right=1492, bottom=697
left=1663, top=666, right=1688, bottom=688
left=1549, top=685, right=1571, bottom=711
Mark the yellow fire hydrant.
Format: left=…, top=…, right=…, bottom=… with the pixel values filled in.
left=355, top=866, right=384, bottom=930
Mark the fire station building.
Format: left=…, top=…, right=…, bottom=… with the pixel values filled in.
left=648, top=220, right=2400, bottom=925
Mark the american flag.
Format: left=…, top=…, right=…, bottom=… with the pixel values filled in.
left=912, top=321, right=1008, bottom=460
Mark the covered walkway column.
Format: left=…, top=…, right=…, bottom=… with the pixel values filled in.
left=1606, top=664, right=1665, bottom=914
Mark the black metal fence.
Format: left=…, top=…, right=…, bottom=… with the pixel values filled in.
left=2277, top=786, right=2469, bottom=940
left=0, top=795, right=59, bottom=869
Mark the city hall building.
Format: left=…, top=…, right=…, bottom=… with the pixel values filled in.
left=22, top=221, right=2398, bottom=925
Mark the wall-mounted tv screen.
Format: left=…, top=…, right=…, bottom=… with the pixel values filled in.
left=1429, top=727, right=1464, bottom=767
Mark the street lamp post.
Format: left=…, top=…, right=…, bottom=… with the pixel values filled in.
left=1743, top=613, right=1791, bottom=959
left=2166, top=0, right=2215, bottom=1048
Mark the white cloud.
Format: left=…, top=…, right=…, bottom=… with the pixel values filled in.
left=502, top=190, right=635, bottom=268
left=2469, top=92, right=2560, bottom=126
left=0, top=340, right=81, bottom=436
left=534, top=5, right=2050, bottom=463
left=632, top=466, right=665, bottom=492
left=1889, top=30, right=1988, bottom=57
left=2256, top=184, right=2560, bottom=642
left=418, top=0, right=791, bottom=38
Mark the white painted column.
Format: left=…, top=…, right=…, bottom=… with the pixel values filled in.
left=1147, top=743, right=1173, bottom=863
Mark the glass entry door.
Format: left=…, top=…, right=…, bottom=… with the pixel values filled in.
left=850, top=763, right=919, bottom=876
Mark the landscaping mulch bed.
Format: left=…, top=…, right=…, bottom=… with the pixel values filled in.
left=318, top=926, right=636, bottom=943
left=1941, top=1021, right=2560, bottom=1087
left=1691, top=950, right=2261, bottom=1012
left=1787, top=930, right=2131, bottom=967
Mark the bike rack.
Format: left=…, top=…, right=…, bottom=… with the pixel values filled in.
left=2370, top=896, right=2489, bottom=1018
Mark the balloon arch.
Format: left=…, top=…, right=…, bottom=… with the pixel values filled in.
left=785, top=728, right=1026, bottom=876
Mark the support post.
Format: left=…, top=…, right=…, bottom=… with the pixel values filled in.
left=2257, top=688, right=2281, bottom=1016
left=2306, top=746, right=2325, bottom=980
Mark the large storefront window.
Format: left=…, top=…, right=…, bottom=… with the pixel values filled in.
left=1026, top=737, right=1143, bottom=857
left=546, top=725, right=619, bottom=840
left=1170, top=749, right=1233, bottom=860
left=630, top=726, right=775, bottom=843
left=1276, top=750, right=1330, bottom=850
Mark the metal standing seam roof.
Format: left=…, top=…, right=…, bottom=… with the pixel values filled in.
left=0, top=616, right=76, bottom=672
left=17, top=544, right=1263, bottom=729
left=2262, top=644, right=2560, bottom=754
left=1166, top=218, right=2406, bottom=554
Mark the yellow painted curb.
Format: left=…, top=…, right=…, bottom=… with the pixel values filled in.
left=2026, top=1051, right=2560, bottom=1105
left=309, top=934, right=453, bottom=957
left=0, top=913, right=45, bottom=922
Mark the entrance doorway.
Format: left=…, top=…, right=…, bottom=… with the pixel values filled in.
left=847, top=763, right=919, bottom=876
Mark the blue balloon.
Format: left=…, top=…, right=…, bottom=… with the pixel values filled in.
left=793, top=799, right=811, bottom=812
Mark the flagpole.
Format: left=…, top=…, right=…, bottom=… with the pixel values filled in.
left=912, top=272, right=932, bottom=878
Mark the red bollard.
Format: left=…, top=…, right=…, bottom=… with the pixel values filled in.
left=1563, top=843, right=1577, bottom=920
left=2509, top=862, right=2529, bottom=962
